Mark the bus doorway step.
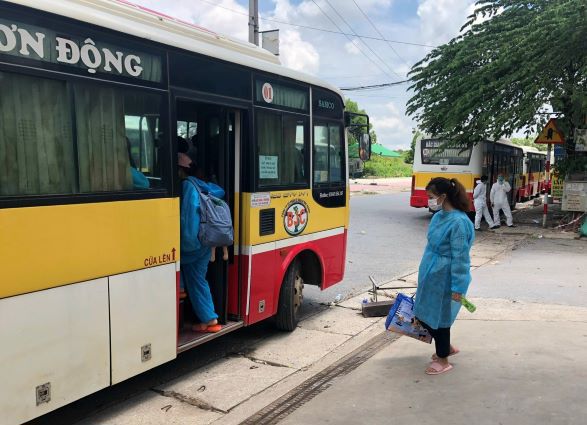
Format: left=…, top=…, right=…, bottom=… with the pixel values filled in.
left=178, top=320, right=244, bottom=353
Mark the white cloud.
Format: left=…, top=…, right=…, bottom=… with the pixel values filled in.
left=133, top=0, right=249, bottom=40
left=371, top=101, right=413, bottom=150
left=344, top=39, right=361, bottom=55
left=278, top=30, right=320, bottom=74
left=417, top=0, right=475, bottom=45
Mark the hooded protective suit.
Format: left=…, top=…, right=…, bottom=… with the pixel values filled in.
left=414, top=209, right=474, bottom=329
left=490, top=179, right=513, bottom=227
left=180, top=176, right=225, bottom=323
left=473, top=180, right=494, bottom=229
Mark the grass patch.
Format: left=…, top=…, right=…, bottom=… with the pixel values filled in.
left=363, top=155, right=413, bottom=177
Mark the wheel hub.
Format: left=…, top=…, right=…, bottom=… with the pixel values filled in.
left=293, top=274, right=304, bottom=312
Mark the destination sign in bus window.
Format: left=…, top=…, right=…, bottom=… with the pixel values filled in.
left=421, top=140, right=472, bottom=165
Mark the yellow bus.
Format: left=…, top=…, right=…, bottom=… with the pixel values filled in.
left=410, top=137, right=523, bottom=211
left=518, top=146, right=547, bottom=201
left=0, top=1, right=370, bottom=423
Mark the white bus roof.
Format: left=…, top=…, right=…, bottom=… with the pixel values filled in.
left=520, top=146, right=544, bottom=154
left=9, top=0, right=344, bottom=99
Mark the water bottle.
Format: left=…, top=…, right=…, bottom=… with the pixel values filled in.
left=461, top=296, right=476, bottom=313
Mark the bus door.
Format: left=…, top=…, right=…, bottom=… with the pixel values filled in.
left=175, top=99, right=244, bottom=350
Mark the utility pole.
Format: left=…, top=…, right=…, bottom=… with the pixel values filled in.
left=248, top=0, right=259, bottom=46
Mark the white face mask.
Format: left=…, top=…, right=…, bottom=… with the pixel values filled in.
left=428, top=196, right=443, bottom=211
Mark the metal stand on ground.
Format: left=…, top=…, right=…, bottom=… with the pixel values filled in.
left=361, top=276, right=417, bottom=317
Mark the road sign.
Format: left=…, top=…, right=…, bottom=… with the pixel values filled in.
left=535, top=118, right=565, bottom=144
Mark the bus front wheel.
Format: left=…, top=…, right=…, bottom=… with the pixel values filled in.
left=275, top=259, right=304, bottom=331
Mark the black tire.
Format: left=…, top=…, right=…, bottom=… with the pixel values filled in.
left=275, top=259, right=304, bottom=331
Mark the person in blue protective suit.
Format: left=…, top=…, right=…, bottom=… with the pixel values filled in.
left=414, top=177, right=474, bottom=375
left=178, top=152, right=225, bottom=333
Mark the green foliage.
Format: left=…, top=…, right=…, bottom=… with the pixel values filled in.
left=404, top=129, right=422, bottom=164
left=510, top=137, right=547, bottom=151
left=345, top=98, right=376, bottom=148
left=407, top=0, right=587, bottom=149
left=363, top=155, right=413, bottom=178
left=552, top=156, right=587, bottom=179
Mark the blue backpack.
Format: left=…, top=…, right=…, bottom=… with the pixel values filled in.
left=190, top=180, right=234, bottom=247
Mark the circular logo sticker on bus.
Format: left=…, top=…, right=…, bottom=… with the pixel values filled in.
left=283, top=200, right=309, bottom=236
left=262, top=82, right=274, bottom=103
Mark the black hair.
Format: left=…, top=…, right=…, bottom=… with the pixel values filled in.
left=426, top=177, right=471, bottom=212
left=480, top=175, right=488, bottom=182
left=177, top=136, right=189, bottom=154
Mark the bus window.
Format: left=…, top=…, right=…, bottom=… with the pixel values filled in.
left=74, top=83, right=164, bottom=192
left=313, top=123, right=344, bottom=185
left=257, top=111, right=308, bottom=188
left=421, top=140, right=472, bottom=165
left=177, top=121, right=198, bottom=140
left=0, top=71, right=76, bottom=197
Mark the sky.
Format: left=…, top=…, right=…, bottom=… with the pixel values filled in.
left=132, top=0, right=478, bottom=150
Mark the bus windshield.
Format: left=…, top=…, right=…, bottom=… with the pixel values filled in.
left=421, top=139, right=472, bottom=165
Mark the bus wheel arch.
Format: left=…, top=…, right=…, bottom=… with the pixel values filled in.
left=274, top=250, right=323, bottom=331
left=296, top=249, right=323, bottom=288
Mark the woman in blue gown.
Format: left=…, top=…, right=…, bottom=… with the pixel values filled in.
left=414, top=177, right=474, bottom=375
left=178, top=153, right=225, bottom=333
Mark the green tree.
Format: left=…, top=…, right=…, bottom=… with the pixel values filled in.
left=345, top=98, right=376, bottom=147
left=404, top=129, right=422, bottom=164
left=407, top=0, right=587, bottom=150
left=510, top=137, right=547, bottom=152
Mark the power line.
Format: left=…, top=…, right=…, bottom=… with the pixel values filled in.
left=322, top=0, right=403, bottom=80
left=351, top=0, right=410, bottom=68
left=310, top=0, right=399, bottom=82
left=340, top=80, right=410, bottom=91
left=195, top=0, right=436, bottom=48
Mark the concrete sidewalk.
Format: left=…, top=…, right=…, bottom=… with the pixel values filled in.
left=281, top=235, right=587, bottom=425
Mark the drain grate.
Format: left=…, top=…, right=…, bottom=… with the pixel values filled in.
left=240, top=331, right=398, bottom=425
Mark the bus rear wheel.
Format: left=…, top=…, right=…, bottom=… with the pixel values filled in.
left=275, top=259, right=304, bottom=331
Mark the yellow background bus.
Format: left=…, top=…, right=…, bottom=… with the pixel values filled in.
left=411, top=137, right=523, bottom=211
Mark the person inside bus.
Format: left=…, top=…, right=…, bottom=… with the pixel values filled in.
left=490, top=174, right=514, bottom=227
left=473, top=175, right=498, bottom=231
left=126, top=137, right=150, bottom=189
left=414, top=177, right=474, bottom=375
left=179, top=152, right=224, bottom=333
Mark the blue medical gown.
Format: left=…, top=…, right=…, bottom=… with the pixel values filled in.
left=180, top=177, right=225, bottom=323
left=131, top=168, right=150, bottom=189
left=414, top=210, right=474, bottom=329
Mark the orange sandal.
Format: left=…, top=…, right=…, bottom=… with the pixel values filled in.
left=192, top=323, right=222, bottom=333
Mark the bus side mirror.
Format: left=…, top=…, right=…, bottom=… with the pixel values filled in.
left=360, top=133, right=371, bottom=161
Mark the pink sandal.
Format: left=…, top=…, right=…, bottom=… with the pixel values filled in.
left=425, top=361, right=453, bottom=375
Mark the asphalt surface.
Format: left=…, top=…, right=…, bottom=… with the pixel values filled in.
left=303, top=192, right=429, bottom=310
left=30, top=192, right=430, bottom=425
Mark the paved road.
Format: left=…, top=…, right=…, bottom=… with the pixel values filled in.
left=303, top=192, right=429, bottom=309
left=30, top=192, right=430, bottom=425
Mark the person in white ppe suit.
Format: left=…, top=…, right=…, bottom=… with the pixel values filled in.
left=490, top=174, right=514, bottom=227
left=473, top=175, right=497, bottom=230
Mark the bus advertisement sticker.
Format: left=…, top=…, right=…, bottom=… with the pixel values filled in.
left=283, top=199, right=309, bottom=236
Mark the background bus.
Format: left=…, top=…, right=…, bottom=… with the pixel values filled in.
left=518, top=146, right=547, bottom=201
left=0, top=1, right=370, bottom=423
left=411, top=137, right=523, bottom=211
